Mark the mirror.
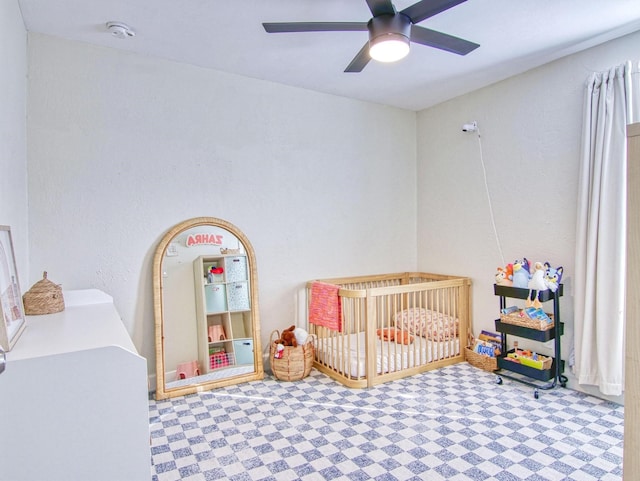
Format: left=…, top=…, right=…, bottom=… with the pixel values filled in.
left=154, top=217, right=263, bottom=400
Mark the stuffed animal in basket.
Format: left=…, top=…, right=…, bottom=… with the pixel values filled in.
left=273, top=343, right=284, bottom=359
left=275, top=325, right=298, bottom=347
left=544, top=264, right=563, bottom=292
left=512, top=258, right=531, bottom=288
left=526, top=261, right=548, bottom=308
left=293, top=327, right=309, bottom=346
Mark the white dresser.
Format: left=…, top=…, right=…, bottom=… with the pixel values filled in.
left=0, top=290, right=150, bottom=481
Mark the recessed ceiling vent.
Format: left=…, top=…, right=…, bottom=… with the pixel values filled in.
left=106, top=21, right=135, bottom=39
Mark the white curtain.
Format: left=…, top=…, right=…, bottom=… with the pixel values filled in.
left=574, top=61, right=639, bottom=396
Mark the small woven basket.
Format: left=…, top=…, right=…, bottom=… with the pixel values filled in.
left=22, top=271, right=65, bottom=315
left=465, top=346, right=498, bottom=372
left=500, top=311, right=554, bottom=331
left=270, top=330, right=315, bottom=381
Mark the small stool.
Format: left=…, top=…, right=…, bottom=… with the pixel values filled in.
left=176, top=360, right=200, bottom=380
left=208, top=325, right=226, bottom=342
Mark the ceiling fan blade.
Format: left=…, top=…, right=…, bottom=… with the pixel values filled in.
left=401, top=0, right=468, bottom=24
left=344, top=43, right=372, bottom=73
left=365, top=0, right=396, bottom=17
left=410, top=25, right=479, bottom=55
left=263, top=22, right=368, bottom=33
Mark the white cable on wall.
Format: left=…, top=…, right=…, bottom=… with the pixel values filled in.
left=465, top=122, right=506, bottom=267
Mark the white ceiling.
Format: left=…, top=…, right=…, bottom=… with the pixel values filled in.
left=17, top=0, right=640, bottom=111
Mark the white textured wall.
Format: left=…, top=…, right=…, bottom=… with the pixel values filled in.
left=26, top=34, right=417, bottom=373
left=417, top=29, right=640, bottom=402
left=24, top=22, right=635, bottom=401
left=0, top=0, right=28, bottom=285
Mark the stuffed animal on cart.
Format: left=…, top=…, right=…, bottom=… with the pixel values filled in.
left=512, top=258, right=531, bottom=288
left=505, top=263, right=513, bottom=281
left=276, top=325, right=298, bottom=347
left=526, top=261, right=548, bottom=308
left=544, top=264, right=563, bottom=292
left=495, top=263, right=514, bottom=286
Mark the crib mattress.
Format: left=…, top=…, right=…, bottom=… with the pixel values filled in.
left=315, top=331, right=460, bottom=379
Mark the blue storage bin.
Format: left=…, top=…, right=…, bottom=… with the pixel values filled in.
left=227, top=282, right=250, bottom=311
left=224, top=256, right=248, bottom=282
left=233, top=340, right=254, bottom=365
left=205, top=284, right=227, bottom=313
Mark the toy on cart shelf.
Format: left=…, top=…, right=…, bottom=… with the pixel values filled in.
left=493, top=258, right=563, bottom=301
left=504, top=342, right=552, bottom=370
left=526, top=261, right=547, bottom=308
left=501, top=304, right=554, bottom=330
left=494, top=264, right=513, bottom=286
left=511, top=258, right=531, bottom=288
left=543, top=265, right=563, bottom=292
left=525, top=261, right=563, bottom=308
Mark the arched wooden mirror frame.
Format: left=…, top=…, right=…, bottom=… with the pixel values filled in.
left=153, top=217, right=263, bottom=400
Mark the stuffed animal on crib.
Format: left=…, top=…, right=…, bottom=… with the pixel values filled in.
left=275, top=325, right=298, bottom=347
left=377, top=328, right=414, bottom=345
left=526, top=261, right=548, bottom=308
left=495, top=263, right=514, bottom=286
left=512, top=258, right=531, bottom=288
left=544, top=264, right=563, bottom=293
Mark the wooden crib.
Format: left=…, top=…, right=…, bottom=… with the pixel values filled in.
left=306, top=272, right=472, bottom=388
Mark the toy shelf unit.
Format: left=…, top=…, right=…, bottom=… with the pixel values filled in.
left=193, top=254, right=255, bottom=374
left=493, top=284, right=568, bottom=398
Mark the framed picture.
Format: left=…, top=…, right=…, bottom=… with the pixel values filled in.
left=0, top=226, right=26, bottom=351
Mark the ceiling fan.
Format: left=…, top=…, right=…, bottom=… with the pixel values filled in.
left=262, top=0, right=480, bottom=73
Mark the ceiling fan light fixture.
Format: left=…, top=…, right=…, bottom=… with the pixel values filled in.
left=263, top=1, right=479, bottom=73
left=369, top=33, right=410, bottom=62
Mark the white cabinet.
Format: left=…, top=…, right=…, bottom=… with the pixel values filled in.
left=0, top=290, right=150, bottom=481
left=193, top=255, right=255, bottom=375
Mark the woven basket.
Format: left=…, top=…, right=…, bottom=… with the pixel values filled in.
left=465, top=347, right=498, bottom=372
left=500, top=311, right=554, bottom=331
left=23, top=271, right=65, bottom=315
left=270, top=330, right=315, bottom=381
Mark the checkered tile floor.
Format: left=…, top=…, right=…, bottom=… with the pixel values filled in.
left=149, top=363, right=624, bottom=480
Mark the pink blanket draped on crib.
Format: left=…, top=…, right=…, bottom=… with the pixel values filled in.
left=309, top=281, right=342, bottom=332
